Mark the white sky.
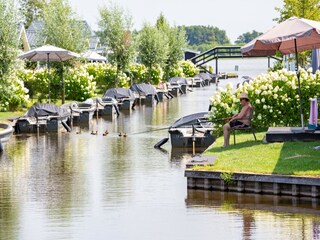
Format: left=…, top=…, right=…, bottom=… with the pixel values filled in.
left=69, top=0, right=282, bottom=43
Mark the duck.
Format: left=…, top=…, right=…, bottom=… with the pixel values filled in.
left=118, top=132, right=122, bottom=137
left=91, top=130, right=98, bottom=135
left=103, top=130, right=109, bottom=136
left=123, top=133, right=127, bottom=137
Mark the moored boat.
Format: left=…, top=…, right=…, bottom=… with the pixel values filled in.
left=103, top=88, right=136, bottom=110
left=168, top=112, right=215, bottom=148
left=13, top=103, right=71, bottom=134
left=0, top=123, right=13, bottom=151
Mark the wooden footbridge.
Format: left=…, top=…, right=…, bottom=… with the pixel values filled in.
left=189, top=46, right=281, bottom=74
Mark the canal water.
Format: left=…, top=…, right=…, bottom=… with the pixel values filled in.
left=1, top=59, right=320, bottom=240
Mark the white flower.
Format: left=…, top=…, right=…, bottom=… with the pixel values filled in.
left=255, top=99, right=261, bottom=104
left=261, top=98, right=265, bottom=103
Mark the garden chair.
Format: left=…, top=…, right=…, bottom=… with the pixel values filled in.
left=231, top=106, right=257, bottom=145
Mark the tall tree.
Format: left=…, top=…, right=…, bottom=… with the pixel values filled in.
left=275, top=0, right=320, bottom=67
left=0, top=0, right=27, bottom=109
left=0, top=0, right=19, bottom=80
left=98, top=2, right=135, bottom=87
left=18, top=0, right=45, bottom=28
left=41, top=0, right=89, bottom=102
left=137, top=23, right=169, bottom=76
left=235, top=30, right=263, bottom=45
left=41, top=0, right=89, bottom=53
left=182, top=25, right=230, bottom=51
left=156, top=14, right=187, bottom=78
left=275, top=0, right=320, bottom=22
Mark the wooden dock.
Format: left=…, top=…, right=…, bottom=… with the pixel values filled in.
left=265, top=127, right=320, bottom=142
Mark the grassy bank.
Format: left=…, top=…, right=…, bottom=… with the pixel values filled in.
left=0, top=111, right=24, bottom=122
left=200, top=132, right=320, bottom=177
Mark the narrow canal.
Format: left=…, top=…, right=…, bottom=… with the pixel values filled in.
left=1, top=63, right=320, bottom=239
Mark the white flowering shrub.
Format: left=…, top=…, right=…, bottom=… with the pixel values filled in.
left=85, top=63, right=130, bottom=91
left=0, top=72, right=29, bottom=111
left=64, top=66, right=96, bottom=101
left=128, top=63, right=148, bottom=83
left=209, top=68, right=320, bottom=131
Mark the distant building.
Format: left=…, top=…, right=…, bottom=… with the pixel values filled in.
left=184, top=49, right=200, bottom=61
left=20, top=20, right=106, bottom=55
left=17, top=23, right=30, bottom=52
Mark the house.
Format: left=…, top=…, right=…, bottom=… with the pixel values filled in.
left=20, top=20, right=106, bottom=54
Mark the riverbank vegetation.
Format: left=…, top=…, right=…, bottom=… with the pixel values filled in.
left=209, top=68, right=320, bottom=132
left=197, top=132, right=320, bottom=177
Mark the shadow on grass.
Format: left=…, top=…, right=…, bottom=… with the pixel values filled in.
left=272, top=141, right=320, bottom=175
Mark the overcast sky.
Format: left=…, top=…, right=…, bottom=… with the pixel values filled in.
left=69, top=0, right=282, bottom=43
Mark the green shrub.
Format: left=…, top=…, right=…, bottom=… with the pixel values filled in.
left=147, top=64, right=164, bottom=85
left=177, top=60, right=199, bottom=78
left=1, top=72, right=29, bottom=111
left=209, top=68, right=320, bottom=132
left=65, top=66, right=96, bottom=101
left=128, top=64, right=148, bottom=83
left=85, top=63, right=130, bottom=92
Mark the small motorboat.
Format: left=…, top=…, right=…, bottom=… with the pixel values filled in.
left=130, top=83, right=159, bottom=105
left=95, top=97, right=120, bottom=116
left=65, top=99, right=97, bottom=124
left=0, top=123, right=14, bottom=151
left=103, top=88, right=136, bottom=110
left=168, top=112, right=215, bottom=148
left=13, top=103, right=71, bottom=134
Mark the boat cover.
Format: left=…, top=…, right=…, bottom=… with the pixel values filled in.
left=24, top=103, right=70, bottom=118
left=195, top=72, right=212, bottom=80
left=170, top=112, right=209, bottom=128
left=169, top=76, right=188, bottom=85
left=130, top=83, right=157, bottom=95
left=103, top=88, right=135, bottom=100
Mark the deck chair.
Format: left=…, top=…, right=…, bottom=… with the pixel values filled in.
left=231, top=106, right=257, bottom=145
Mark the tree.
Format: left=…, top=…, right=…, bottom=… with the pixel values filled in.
left=40, top=0, right=90, bottom=102
left=156, top=14, right=187, bottom=79
left=136, top=23, right=169, bottom=79
left=41, top=0, right=89, bottom=53
left=98, top=3, right=135, bottom=87
left=275, top=0, right=320, bottom=22
left=18, top=0, right=45, bottom=28
left=0, top=0, right=28, bottom=110
left=275, top=0, right=320, bottom=67
left=0, top=0, right=19, bottom=81
left=235, top=30, right=263, bottom=45
left=182, top=25, right=230, bottom=51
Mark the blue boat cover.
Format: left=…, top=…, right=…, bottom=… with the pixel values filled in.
left=25, top=103, right=70, bottom=118
left=169, top=76, right=188, bottom=85
left=130, top=83, right=157, bottom=95
left=170, top=112, right=209, bottom=128
left=103, top=88, right=135, bottom=100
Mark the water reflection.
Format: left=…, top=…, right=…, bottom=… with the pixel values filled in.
left=186, top=190, right=320, bottom=239
left=1, top=73, right=320, bottom=239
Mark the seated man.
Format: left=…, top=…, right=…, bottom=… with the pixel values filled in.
left=222, top=92, right=252, bottom=148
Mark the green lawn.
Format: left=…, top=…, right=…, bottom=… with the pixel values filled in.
left=0, top=111, right=24, bottom=122
left=200, top=131, right=320, bottom=177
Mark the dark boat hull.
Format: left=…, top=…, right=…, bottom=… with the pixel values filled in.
left=169, top=129, right=215, bottom=148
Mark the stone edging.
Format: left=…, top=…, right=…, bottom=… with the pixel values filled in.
left=185, top=170, right=320, bottom=198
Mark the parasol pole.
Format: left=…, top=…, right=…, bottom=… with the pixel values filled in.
left=294, top=38, right=304, bottom=129
left=47, top=53, right=50, bottom=103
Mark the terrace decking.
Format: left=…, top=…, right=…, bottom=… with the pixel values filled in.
left=265, top=127, right=320, bottom=142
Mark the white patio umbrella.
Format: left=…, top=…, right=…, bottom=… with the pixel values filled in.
left=241, top=16, right=320, bottom=129
left=18, top=44, right=80, bottom=102
left=82, top=51, right=107, bottom=62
